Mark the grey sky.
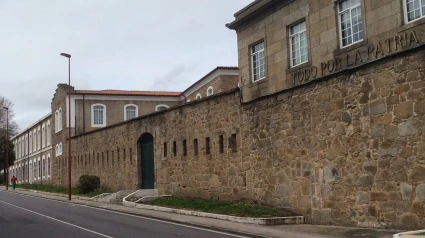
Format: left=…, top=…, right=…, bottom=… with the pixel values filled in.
left=0, top=0, right=251, bottom=131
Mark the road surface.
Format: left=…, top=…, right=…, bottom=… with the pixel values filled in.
left=0, top=191, right=250, bottom=238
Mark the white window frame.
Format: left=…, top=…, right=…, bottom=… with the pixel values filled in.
left=37, top=127, right=41, bottom=150
left=206, top=86, right=214, bottom=96
left=42, top=155, right=46, bottom=178
left=59, top=143, right=62, bottom=156
left=251, top=41, right=266, bottom=82
left=33, top=129, right=37, bottom=152
left=57, top=108, right=62, bottom=132
left=56, top=145, right=59, bottom=157
left=29, top=133, right=32, bottom=154
left=196, top=93, right=202, bottom=100
left=338, top=0, right=364, bottom=48
left=155, top=104, right=170, bottom=112
left=47, top=120, right=51, bottom=146
left=33, top=159, right=37, bottom=180
left=42, top=123, right=46, bottom=148
left=91, top=103, right=106, bottom=127
left=47, top=154, right=51, bottom=177
left=403, top=0, right=425, bottom=23
left=38, top=158, right=41, bottom=179
left=124, top=104, right=138, bottom=121
left=289, top=20, right=308, bottom=67
left=25, top=135, right=28, bottom=156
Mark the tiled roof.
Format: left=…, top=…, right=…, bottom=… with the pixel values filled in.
left=73, top=90, right=181, bottom=96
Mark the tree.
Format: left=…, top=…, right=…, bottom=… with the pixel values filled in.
left=0, top=136, right=16, bottom=183
left=0, top=96, right=19, bottom=138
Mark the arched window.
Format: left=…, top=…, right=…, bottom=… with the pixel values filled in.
left=56, top=145, right=59, bottom=157
left=37, top=127, right=41, bottom=150
left=42, top=156, right=46, bottom=177
left=29, top=133, right=32, bottom=154
left=38, top=158, right=41, bottom=179
left=155, top=104, right=170, bottom=112
left=42, top=124, right=46, bottom=148
left=196, top=93, right=202, bottom=100
left=55, top=110, right=58, bottom=132
left=206, top=86, right=213, bottom=96
left=58, top=108, right=62, bottom=131
left=33, top=160, right=36, bottom=180
left=91, top=104, right=106, bottom=127
left=33, top=129, right=37, bottom=152
left=124, top=104, right=138, bottom=120
left=47, top=121, right=51, bottom=146
left=47, top=155, right=51, bottom=177
left=59, top=143, right=62, bottom=155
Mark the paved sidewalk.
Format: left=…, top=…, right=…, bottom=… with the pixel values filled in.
left=0, top=186, right=402, bottom=238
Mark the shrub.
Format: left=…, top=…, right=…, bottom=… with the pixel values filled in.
left=77, top=175, right=100, bottom=194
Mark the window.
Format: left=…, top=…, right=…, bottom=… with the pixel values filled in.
left=219, top=135, right=224, bottom=154
left=207, top=86, right=214, bottom=96
left=205, top=137, right=210, bottom=155
left=47, top=156, right=51, bottom=176
left=173, top=141, right=177, bottom=156
left=33, top=129, right=36, bottom=152
left=124, top=104, right=138, bottom=120
left=290, top=21, right=308, bottom=67
left=37, top=159, right=41, bottom=179
left=56, top=145, right=59, bottom=157
left=29, top=134, right=32, bottom=153
left=194, top=139, right=198, bottom=156
left=59, top=143, right=62, bottom=155
left=163, top=142, right=167, bottom=157
left=47, top=121, right=51, bottom=146
left=251, top=41, right=266, bottom=81
left=91, top=104, right=106, bottom=127
left=196, top=94, right=202, bottom=100
left=155, top=104, right=170, bottom=112
left=338, top=0, right=363, bottom=47
left=57, top=108, right=62, bottom=132
left=230, top=134, right=237, bottom=153
left=405, top=0, right=425, bottom=22
left=42, top=157, right=45, bottom=177
left=42, top=124, right=45, bottom=148
left=183, top=140, right=187, bottom=156
left=38, top=127, right=41, bottom=150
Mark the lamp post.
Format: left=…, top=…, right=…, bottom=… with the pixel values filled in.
left=60, top=52, right=71, bottom=201
left=2, top=106, right=9, bottom=191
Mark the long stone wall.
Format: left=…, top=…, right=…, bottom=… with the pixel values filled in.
left=60, top=49, right=425, bottom=229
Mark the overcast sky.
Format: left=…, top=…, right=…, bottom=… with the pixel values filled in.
left=0, top=0, right=251, bottom=131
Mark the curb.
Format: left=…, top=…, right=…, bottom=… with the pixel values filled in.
left=14, top=188, right=93, bottom=201
left=393, top=229, right=425, bottom=237
left=132, top=203, right=304, bottom=225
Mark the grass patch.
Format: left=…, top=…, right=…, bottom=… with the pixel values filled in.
left=144, top=197, right=297, bottom=218
left=16, top=184, right=111, bottom=197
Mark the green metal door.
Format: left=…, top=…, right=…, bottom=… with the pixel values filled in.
left=141, top=134, right=155, bottom=189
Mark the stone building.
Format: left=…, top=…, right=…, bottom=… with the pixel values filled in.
left=11, top=67, right=238, bottom=186
left=10, top=113, right=53, bottom=184
left=49, top=0, right=425, bottom=230
left=10, top=0, right=425, bottom=230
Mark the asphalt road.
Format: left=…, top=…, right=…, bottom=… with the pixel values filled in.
left=0, top=191, right=250, bottom=238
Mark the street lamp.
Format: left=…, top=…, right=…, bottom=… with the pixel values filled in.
left=2, top=106, right=9, bottom=191
left=60, top=52, right=71, bottom=201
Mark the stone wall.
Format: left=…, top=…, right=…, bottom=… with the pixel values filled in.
left=57, top=49, right=425, bottom=230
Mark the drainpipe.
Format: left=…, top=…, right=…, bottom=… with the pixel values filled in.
left=83, top=94, right=85, bottom=134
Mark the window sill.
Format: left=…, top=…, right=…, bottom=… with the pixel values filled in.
left=248, top=77, right=268, bottom=88
left=91, top=124, right=106, bottom=128
left=286, top=61, right=312, bottom=74
left=334, top=39, right=368, bottom=56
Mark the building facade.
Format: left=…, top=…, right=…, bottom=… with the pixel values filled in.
left=10, top=0, right=425, bottom=230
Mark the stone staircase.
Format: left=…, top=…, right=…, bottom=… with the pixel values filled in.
left=110, top=190, right=133, bottom=205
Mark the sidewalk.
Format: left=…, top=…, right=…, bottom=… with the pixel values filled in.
left=0, top=186, right=401, bottom=238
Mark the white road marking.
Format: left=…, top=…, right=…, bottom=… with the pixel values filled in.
left=0, top=199, right=114, bottom=238
left=0, top=191, right=250, bottom=238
